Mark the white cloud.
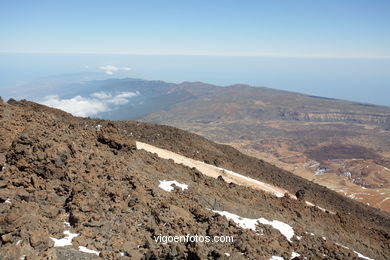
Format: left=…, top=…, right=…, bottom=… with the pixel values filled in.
left=116, top=91, right=139, bottom=98
left=91, top=91, right=112, bottom=99
left=40, top=91, right=140, bottom=117
left=99, top=65, right=131, bottom=75
left=91, top=91, right=139, bottom=105
left=106, top=97, right=129, bottom=105
left=41, top=95, right=109, bottom=117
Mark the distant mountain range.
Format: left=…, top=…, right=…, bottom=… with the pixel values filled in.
left=6, top=76, right=390, bottom=212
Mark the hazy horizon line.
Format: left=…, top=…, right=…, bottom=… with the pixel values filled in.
left=1, top=51, right=390, bottom=59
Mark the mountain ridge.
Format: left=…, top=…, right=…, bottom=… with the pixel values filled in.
left=0, top=98, right=389, bottom=259
left=6, top=77, right=390, bottom=211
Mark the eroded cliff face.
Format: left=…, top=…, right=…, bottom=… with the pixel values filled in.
left=279, top=110, right=390, bottom=125
left=0, top=99, right=389, bottom=259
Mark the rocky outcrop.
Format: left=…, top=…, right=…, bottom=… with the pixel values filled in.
left=0, top=100, right=389, bottom=259
left=299, top=111, right=389, bottom=125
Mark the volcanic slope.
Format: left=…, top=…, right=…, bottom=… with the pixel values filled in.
left=0, top=99, right=389, bottom=259
left=140, top=82, right=390, bottom=212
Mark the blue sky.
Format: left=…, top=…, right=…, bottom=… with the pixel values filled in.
left=1, top=0, right=390, bottom=57
left=1, top=0, right=390, bottom=107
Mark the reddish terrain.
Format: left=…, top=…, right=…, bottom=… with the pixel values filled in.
left=0, top=99, right=389, bottom=259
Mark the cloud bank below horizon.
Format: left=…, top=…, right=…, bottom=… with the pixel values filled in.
left=40, top=91, right=139, bottom=117
left=99, top=65, right=131, bottom=75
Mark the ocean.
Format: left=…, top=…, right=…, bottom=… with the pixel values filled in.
left=0, top=53, right=389, bottom=106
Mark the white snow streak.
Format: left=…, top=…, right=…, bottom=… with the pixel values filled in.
left=291, top=252, right=300, bottom=258
left=214, top=166, right=285, bottom=198
left=335, top=243, right=375, bottom=260
left=305, top=201, right=334, bottom=214
left=213, top=210, right=295, bottom=242
left=50, top=230, right=79, bottom=247
left=159, top=180, right=188, bottom=192
left=79, top=246, right=100, bottom=255
left=354, top=251, right=375, bottom=260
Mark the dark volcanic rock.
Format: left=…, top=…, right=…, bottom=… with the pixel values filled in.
left=0, top=100, right=389, bottom=259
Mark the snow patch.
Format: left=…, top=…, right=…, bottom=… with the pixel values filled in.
left=214, top=166, right=285, bottom=198
left=137, top=141, right=289, bottom=199
left=314, top=167, right=328, bottom=175
left=159, top=180, right=188, bottom=192
left=305, top=201, right=333, bottom=213
left=343, top=171, right=352, bottom=178
left=335, top=243, right=374, bottom=260
left=213, top=210, right=295, bottom=242
left=354, top=251, right=374, bottom=260
left=270, top=256, right=284, bottom=260
left=5, top=199, right=11, bottom=204
left=50, top=230, right=79, bottom=247
left=305, top=201, right=315, bottom=207
left=316, top=205, right=328, bottom=212
left=79, top=246, right=100, bottom=255
left=291, top=252, right=300, bottom=258
left=348, top=192, right=371, bottom=199
left=224, top=253, right=230, bottom=257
